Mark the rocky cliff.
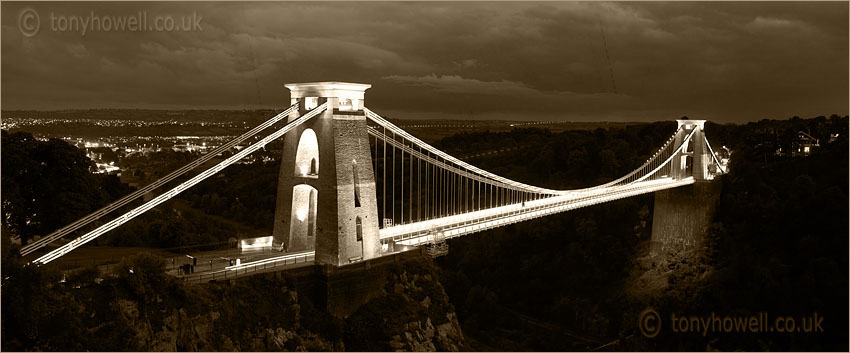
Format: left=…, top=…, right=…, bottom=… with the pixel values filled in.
left=343, top=263, right=466, bottom=351
left=112, top=298, right=336, bottom=351
left=2, top=253, right=464, bottom=352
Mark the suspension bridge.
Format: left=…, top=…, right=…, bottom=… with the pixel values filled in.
left=21, top=82, right=727, bottom=270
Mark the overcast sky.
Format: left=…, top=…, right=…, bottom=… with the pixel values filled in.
left=2, top=2, right=847, bottom=122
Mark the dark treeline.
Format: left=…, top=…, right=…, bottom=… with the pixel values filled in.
left=99, top=201, right=250, bottom=249
left=1, top=130, right=132, bottom=245
left=179, top=161, right=281, bottom=233
left=0, top=130, right=258, bottom=250
left=1, top=129, right=286, bottom=249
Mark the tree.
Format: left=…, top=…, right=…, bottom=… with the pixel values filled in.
left=1, top=130, right=132, bottom=244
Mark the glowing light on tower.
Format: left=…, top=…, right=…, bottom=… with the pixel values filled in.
left=294, top=129, right=319, bottom=176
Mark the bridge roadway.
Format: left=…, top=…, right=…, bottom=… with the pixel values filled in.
left=174, top=249, right=316, bottom=284
left=380, top=177, right=696, bottom=246
left=174, top=247, right=415, bottom=283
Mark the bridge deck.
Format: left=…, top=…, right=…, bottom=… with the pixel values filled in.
left=380, top=177, right=696, bottom=246
left=176, top=250, right=315, bottom=284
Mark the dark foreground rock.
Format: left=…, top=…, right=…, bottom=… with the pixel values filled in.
left=1, top=253, right=464, bottom=351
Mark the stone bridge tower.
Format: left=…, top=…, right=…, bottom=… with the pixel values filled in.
left=650, top=119, right=721, bottom=256
left=669, top=119, right=711, bottom=181
left=272, top=82, right=381, bottom=267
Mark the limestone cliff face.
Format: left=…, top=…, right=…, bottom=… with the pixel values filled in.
left=112, top=290, right=336, bottom=351
left=386, top=272, right=465, bottom=352
left=4, top=252, right=463, bottom=352
left=102, top=259, right=463, bottom=351
left=388, top=313, right=465, bottom=352
left=343, top=262, right=466, bottom=352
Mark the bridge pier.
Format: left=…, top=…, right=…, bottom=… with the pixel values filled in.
left=649, top=179, right=721, bottom=256
left=287, top=248, right=428, bottom=318
left=650, top=119, right=721, bottom=257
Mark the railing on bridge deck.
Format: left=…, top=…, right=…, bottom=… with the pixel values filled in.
left=179, top=252, right=315, bottom=284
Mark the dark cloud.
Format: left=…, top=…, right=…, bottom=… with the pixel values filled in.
left=2, top=1, right=847, bottom=122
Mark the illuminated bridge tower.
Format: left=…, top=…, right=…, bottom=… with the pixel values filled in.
left=272, top=82, right=382, bottom=267
left=669, top=119, right=711, bottom=181
left=650, top=119, right=721, bottom=256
